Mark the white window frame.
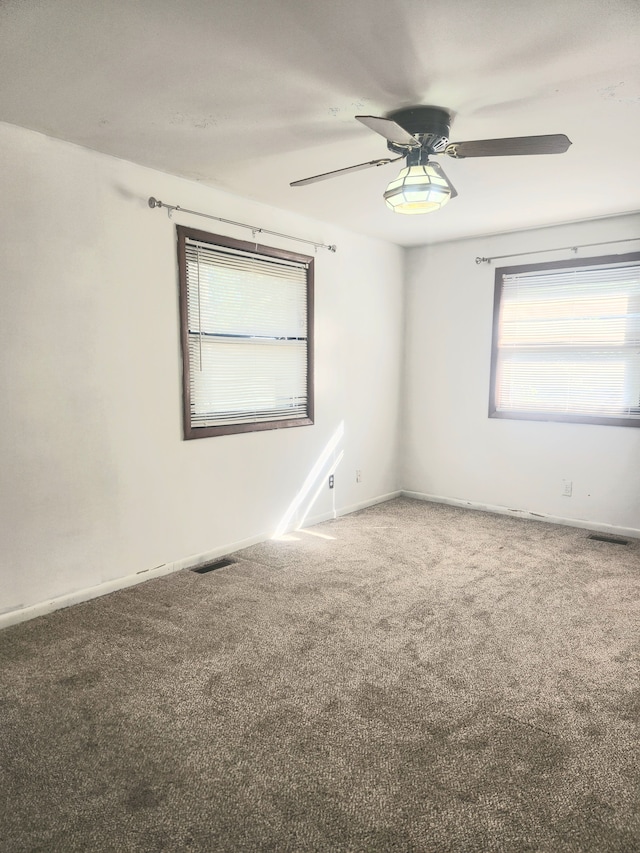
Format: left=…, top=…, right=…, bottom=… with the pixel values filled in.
left=489, top=251, right=640, bottom=428
left=177, top=226, right=314, bottom=439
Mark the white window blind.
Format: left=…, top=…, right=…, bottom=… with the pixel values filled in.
left=493, top=258, right=640, bottom=424
left=184, top=236, right=310, bottom=430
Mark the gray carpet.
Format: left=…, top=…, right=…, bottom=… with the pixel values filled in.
left=1, top=497, right=639, bottom=852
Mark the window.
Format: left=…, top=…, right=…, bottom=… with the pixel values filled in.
left=489, top=252, right=640, bottom=427
left=177, top=226, right=314, bottom=439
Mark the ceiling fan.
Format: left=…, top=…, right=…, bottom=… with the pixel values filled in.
left=290, top=106, right=571, bottom=215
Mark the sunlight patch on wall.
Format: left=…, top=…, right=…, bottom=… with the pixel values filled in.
left=272, top=421, right=344, bottom=540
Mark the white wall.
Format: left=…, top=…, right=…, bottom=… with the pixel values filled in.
left=0, top=122, right=404, bottom=622
left=401, top=213, right=640, bottom=535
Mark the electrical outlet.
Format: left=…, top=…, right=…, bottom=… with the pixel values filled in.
left=562, top=479, right=572, bottom=497
left=328, top=474, right=334, bottom=489
left=355, top=469, right=362, bottom=483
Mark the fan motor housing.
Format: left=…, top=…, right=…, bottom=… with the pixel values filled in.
left=386, top=106, right=451, bottom=155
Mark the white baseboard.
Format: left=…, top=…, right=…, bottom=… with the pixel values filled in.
left=303, top=490, right=403, bottom=528
left=401, top=490, right=640, bottom=540
left=0, top=528, right=272, bottom=631
left=0, top=490, right=402, bottom=630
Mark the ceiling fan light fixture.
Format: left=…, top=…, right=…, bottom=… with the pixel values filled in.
left=384, top=163, right=453, bottom=215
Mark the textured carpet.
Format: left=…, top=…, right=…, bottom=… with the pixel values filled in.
left=1, top=497, right=639, bottom=852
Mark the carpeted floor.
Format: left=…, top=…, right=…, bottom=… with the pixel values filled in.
left=1, top=497, right=639, bottom=852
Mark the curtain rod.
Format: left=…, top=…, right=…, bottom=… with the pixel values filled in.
left=475, top=236, right=639, bottom=264
left=148, top=197, right=337, bottom=253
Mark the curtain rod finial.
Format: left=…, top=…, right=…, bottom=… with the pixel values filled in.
left=148, top=197, right=161, bottom=209
left=476, top=256, right=490, bottom=264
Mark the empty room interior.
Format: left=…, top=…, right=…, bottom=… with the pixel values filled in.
left=1, top=1, right=639, bottom=851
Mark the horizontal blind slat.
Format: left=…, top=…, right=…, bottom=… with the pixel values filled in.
left=495, top=259, right=640, bottom=420
left=185, top=235, right=310, bottom=430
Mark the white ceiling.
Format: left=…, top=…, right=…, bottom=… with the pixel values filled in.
left=1, top=0, right=639, bottom=246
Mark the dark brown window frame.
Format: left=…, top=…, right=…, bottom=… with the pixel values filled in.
left=177, top=225, right=314, bottom=439
left=489, top=251, right=640, bottom=428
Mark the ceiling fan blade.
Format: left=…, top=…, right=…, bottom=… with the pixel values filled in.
left=355, top=115, right=421, bottom=149
left=290, top=156, right=403, bottom=187
left=444, top=133, right=572, bottom=159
